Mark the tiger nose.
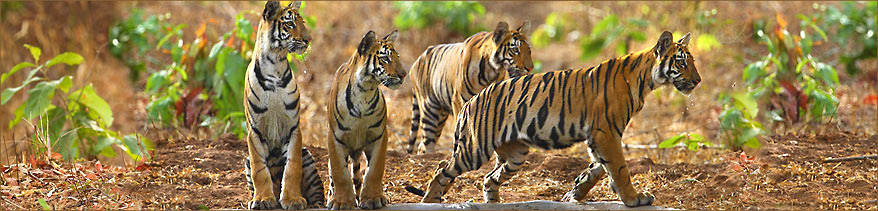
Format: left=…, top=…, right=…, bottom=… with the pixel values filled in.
left=302, top=33, right=312, bottom=44
left=398, top=70, right=407, bottom=79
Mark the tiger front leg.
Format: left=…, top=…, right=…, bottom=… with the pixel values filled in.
left=247, top=134, right=280, bottom=210
left=326, top=136, right=357, bottom=210
left=279, top=132, right=307, bottom=210
left=358, top=134, right=389, bottom=209
left=595, top=132, right=655, bottom=207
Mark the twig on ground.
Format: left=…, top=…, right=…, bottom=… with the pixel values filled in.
left=823, top=155, right=878, bottom=163
left=2, top=197, right=26, bottom=209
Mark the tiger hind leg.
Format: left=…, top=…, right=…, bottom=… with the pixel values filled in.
left=483, top=141, right=530, bottom=203
left=421, top=134, right=494, bottom=202
left=244, top=148, right=326, bottom=209
left=561, top=162, right=606, bottom=202
left=301, top=148, right=326, bottom=208
left=407, top=95, right=421, bottom=154
left=416, top=106, right=449, bottom=154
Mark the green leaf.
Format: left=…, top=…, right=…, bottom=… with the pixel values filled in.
left=742, top=61, right=765, bottom=85
left=38, top=198, right=50, bottom=210
left=69, top=84, right=114, bottom=127
left=45, top=52, right=84, bottom=68
left=731, top=92, right=759, bottom=119
left=2, top=64, right=44, bottom=105
left=658, top=134, right=686, bottom=148
left=814, top=62, right=839, bottom=87
left=122, top=134, right=155, bottom=162
left=23, top=79, right=66, bottom=120
left=9, top=104, right=25, bottom=128
left=688, top=133, right=706, bottom=142
left=57, top=76, right=73, bottom=93
left=92, top=135, right=120, bottom=157
left=695, top=34, right=722, bottom=51
left=24, top=44, right=42, bottom=63
left=2, top=62, right=36, bottom=85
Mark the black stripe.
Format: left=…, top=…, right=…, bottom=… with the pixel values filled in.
left=249, top=99, right=268, bottom=114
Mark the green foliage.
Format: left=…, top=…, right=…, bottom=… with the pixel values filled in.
left=811, top=2, right=877, bottom=75
left=393, top=1, right=486, bottom=35
left=530, top=12, right=573, bottom=48
left=116, top=8, right=308, bottom=139
left=38, top=198, right=50, bottom=210
left=746, top=14, right=839, bottom=123
left=109, top=8, right=172, bottom=82
left=1, top=45, right=154, bottom=162
left=718, top=92, right=765, bottom=149
left=658, top=132, right=712, bottom=151
left=579, top=15, right=649, bottom=61
left=720, top=13, right=841, bottom=150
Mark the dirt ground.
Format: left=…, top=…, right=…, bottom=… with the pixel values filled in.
left=2, top=1, right=877, bottom=210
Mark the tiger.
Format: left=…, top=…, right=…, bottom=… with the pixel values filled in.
left=325, top=30, right=405, bottom=210
left=407, top=31, right=700, bottom=207
left=406, top=21, right=534, bottom=154
left=241, top=1, right=324, bottom=210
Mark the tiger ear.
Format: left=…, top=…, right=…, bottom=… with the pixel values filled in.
left=289, top=1, right=301, bottom=10
left=517, top=21, right=531, bottom=35
left=383, top=30, right=399, bottom=44
left=358, top=31, right=377, bottom=55
left=493, top=21, right=509, bottom=45
left=263, top=1, right=280, bottom=21
left=655, top=31, right=674, bottom=56
left=678, top=32, right=691, bottom=46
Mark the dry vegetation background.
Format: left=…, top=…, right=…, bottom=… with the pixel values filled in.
left=1, top=1, right=876, bottom=210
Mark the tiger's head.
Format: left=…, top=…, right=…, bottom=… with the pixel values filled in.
left=491, top=21, right=534, bottom=78
left=651, top=31, right=701, bottom=94
left=357, top=30, right=406, bottom=90
left=261, top=1, right=311, bottom=54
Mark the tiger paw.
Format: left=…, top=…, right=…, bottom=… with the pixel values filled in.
left=622, top=192, right=655, bottom=207
left=279, top=195, right=307, bottom=210
left=249, top=198, right=280, bottom=210
left=327, top=194, right=357, bottom=210
left=561, top=190, right=582, bottom=202
left=358, top=194, right=389, bottom=210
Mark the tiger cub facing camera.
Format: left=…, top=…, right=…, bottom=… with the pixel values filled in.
left=325, top=30, right=405, bottom=210
left=242, top=1, right=324, bottom=210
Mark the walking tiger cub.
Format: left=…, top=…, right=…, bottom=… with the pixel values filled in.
left=409, top=31, right=700, bottom=207
left=407, top=21, right=534, bottom=154
left=242, top=1, right=324, bottom=210
left=325, top=30, right=405, bottom=210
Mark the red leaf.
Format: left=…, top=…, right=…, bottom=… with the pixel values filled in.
left=50, top=152, right=63, bottom=161
left=95, top=161, right=104, bottom=173
left=85, top=173, right=97, bottom=180
left=135, top=164, right=150, bottom=172
left=864, top=94, right=877, bottom=105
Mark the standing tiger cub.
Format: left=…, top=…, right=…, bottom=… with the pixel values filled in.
left=411, top=31, right=700, bottom=207
left=242, top=1, right=324, bottom=210
left=407, top=21, right=534, bottom=154
left=326, top=30, right=405, bottom=210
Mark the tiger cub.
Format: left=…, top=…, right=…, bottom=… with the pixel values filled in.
left=325, top=30, right=405, bottom=210
left=242, top=1, right=323, bottom=210
left=412, top=31, right=700, bottom=207
left=406, top=21, right=534, bottom=154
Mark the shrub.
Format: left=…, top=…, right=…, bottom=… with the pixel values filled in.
left=719, top=13, right=840, bottom=149
left=393, top=1, right=486, bottom=36
left=113, top=7, right=313, bottom=139
left=1, top=45, right=154, bottom=162
left=579, top=15, right=649, bottom=61
left=811, top=2, right=877, bottom=75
